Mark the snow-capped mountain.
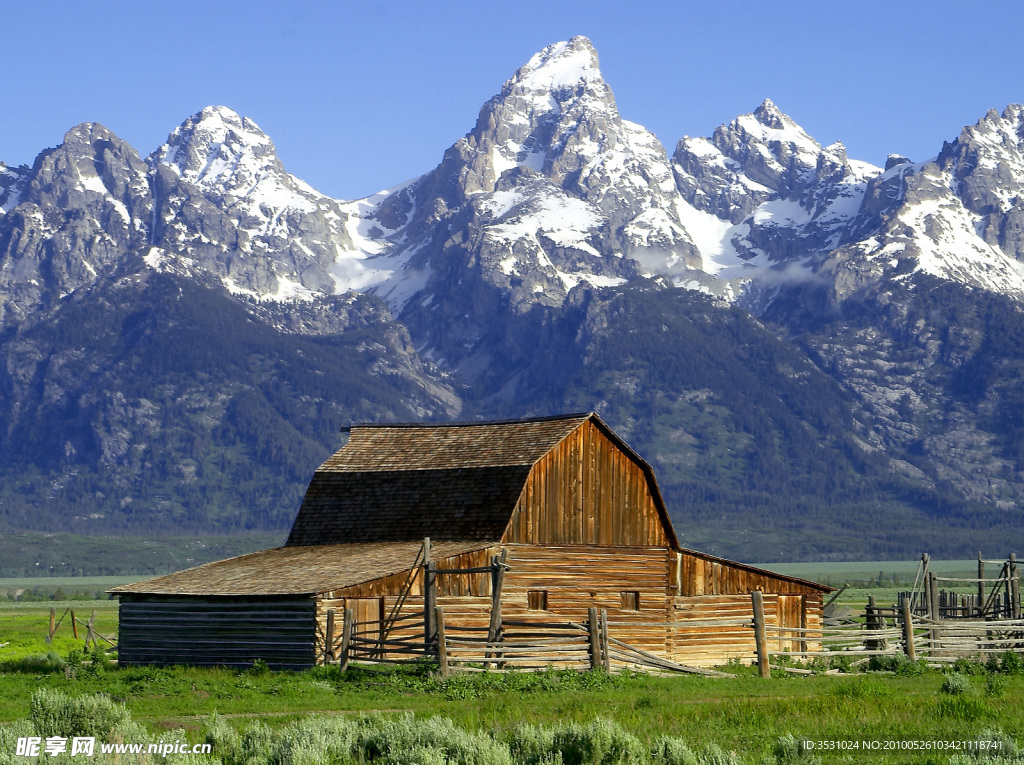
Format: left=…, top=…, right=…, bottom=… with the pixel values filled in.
left=671, top=99, right=883, bottom=292
left=335, top=36, right=706, bottom=365
left=147, top=106, right=359, bottom=302
left=7, top=38, right=1024, bottom=329
left=0, top=123, right=153, bottom=326
left=4, top=36, right=1024, bottom=559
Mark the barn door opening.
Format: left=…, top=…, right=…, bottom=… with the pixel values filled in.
left=777, top=595, right=806, bottom=655
left=350, top=597, right=384, bottom=659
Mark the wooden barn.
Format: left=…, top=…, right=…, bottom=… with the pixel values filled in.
left=112, top=412, right=829, bottom=670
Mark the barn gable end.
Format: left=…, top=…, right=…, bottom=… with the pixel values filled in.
left=505, top=417, right=674, bottom=547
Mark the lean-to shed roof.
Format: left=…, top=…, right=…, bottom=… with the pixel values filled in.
left=110, top=540, right=492, bottom=596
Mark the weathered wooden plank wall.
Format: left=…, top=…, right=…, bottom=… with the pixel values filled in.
left=669, top=594, right=768, bottom=667
left=117, top=596, right=317, bottom=669
left=504, top=421, right=670, bottom=547
left=674, top=551, right=824, bottom=596
left=311, top=543, right=826, bottom=666
left=498, top=545, right=672, bottom=655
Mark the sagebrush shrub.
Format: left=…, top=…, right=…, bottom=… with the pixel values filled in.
left=940, top=672, right=971, bottom=696
left=29, top=688, right=134, bottom=738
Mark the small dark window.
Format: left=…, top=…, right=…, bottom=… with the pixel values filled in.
left=620, top=591, right=640, bottom=611
left=528, top=590, right=548, bottom=611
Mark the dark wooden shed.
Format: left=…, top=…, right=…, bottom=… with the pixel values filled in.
left=112, top=412, right=829, bottom=669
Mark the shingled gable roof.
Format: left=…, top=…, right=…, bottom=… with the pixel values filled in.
left=285, top=411, right=682, bottom=548
left=286, top=413, right=594, bottom=546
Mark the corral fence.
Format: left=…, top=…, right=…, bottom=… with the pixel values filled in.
left=326, top=593, right=1024, bottom=679
left=326, top=605, right=728, bottom=677
left=753, top=591, right=1024, bottom=677
left=320, top=544, right=1024, bottom=678
left=896, top=553, right=1022, bottom=620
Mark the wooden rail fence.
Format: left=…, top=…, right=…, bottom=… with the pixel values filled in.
left=751, top=591, right=1024, bottom=677
left=321, top=547, right=1024, bottom=678
left=325, top=604, right=729, bottom=676
left=46, top=607, right=117, bottom=652
left=896, top=553, right=1022, bottom=620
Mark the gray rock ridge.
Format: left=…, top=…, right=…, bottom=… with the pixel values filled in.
left=0, top=123, right=153, bottom=327
left=667, top=97, right=1024, bottom=311
left=672, top=99, right=883, bottom=280
left=946, top=104, right=1024, bottom=261
left=672, top=99, right=867, bottom=222
left=0, top=162, right=29, bottom=213
left=815, top=116, right=1024, bottom=307
left=146, top=106, right=355, bottom=301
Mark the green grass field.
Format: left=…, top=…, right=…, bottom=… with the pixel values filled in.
left=3, top=567, right=1023, bottom=763
left=0, top=651, right=1021, bottom=763
left=2, top=599, right=1024, bottom=763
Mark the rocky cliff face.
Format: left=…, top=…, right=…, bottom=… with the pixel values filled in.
left=148, top=106, right=356, bottom=302
left=0, top=124, right=152, bottom=327
left=3, top=36, right=1024, bottom=557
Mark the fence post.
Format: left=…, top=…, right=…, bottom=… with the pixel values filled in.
left=588, top=607, right=601, bottom=670
left=917, top=553, right=930, bottom=615
left=927, top=573, right=940, bottom=657
left=1010, top=553, right=1021, bottom=619
left=325, top=608, right=336, bottom=663
left=486, top=549, right=507, bottom=668
left=978, top=552, right=986, bottom=618
left=339, top=607, right=353, bottom=671
left=47, top=607, right=55, bottom=644
left=752, top=591, right=770, bottom=678
left=600, top=608, right=610, bottom=672
left=901, top=597, right=916, bottom=662
left=84, top=610, right=96, bottom=650
left=435, top=606, right=449, bottom=677
left=425, top=561, right=437, bottom=654
left=866, top=596, right=878, bottom=651
left=71, top=609, right=78, bottom=640
left=422, top=538, right=435, bottom=653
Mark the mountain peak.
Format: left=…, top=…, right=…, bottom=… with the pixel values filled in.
left=192, top=105, right=265, bottom=136
left=511, top=36, right=603, bottom=93
left=753, top=98, right=786, bottom=129
left=151, top=105, right=277, bottom=190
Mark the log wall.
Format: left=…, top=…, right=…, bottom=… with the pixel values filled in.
left=496, top=544, right=671, bottom=656
left=669, top=594, right=768, bottom=667
left=311, top=543, right=826, bottom=667
left=673, top=551, right=823, bottom=596
left=117, top=595, right=317, bottom=670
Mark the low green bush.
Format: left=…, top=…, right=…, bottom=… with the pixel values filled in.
left=865, top=654, right=926, bottom=675
left=940, top=673, right=972, bottom=696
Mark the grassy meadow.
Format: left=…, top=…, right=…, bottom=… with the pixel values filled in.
left=0, top=653, right=1022, bottom=763
left=1, top=563, right=1023, bottom=763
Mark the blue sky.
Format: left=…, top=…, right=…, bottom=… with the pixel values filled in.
left=4, top=1, right=1022, bottom=200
